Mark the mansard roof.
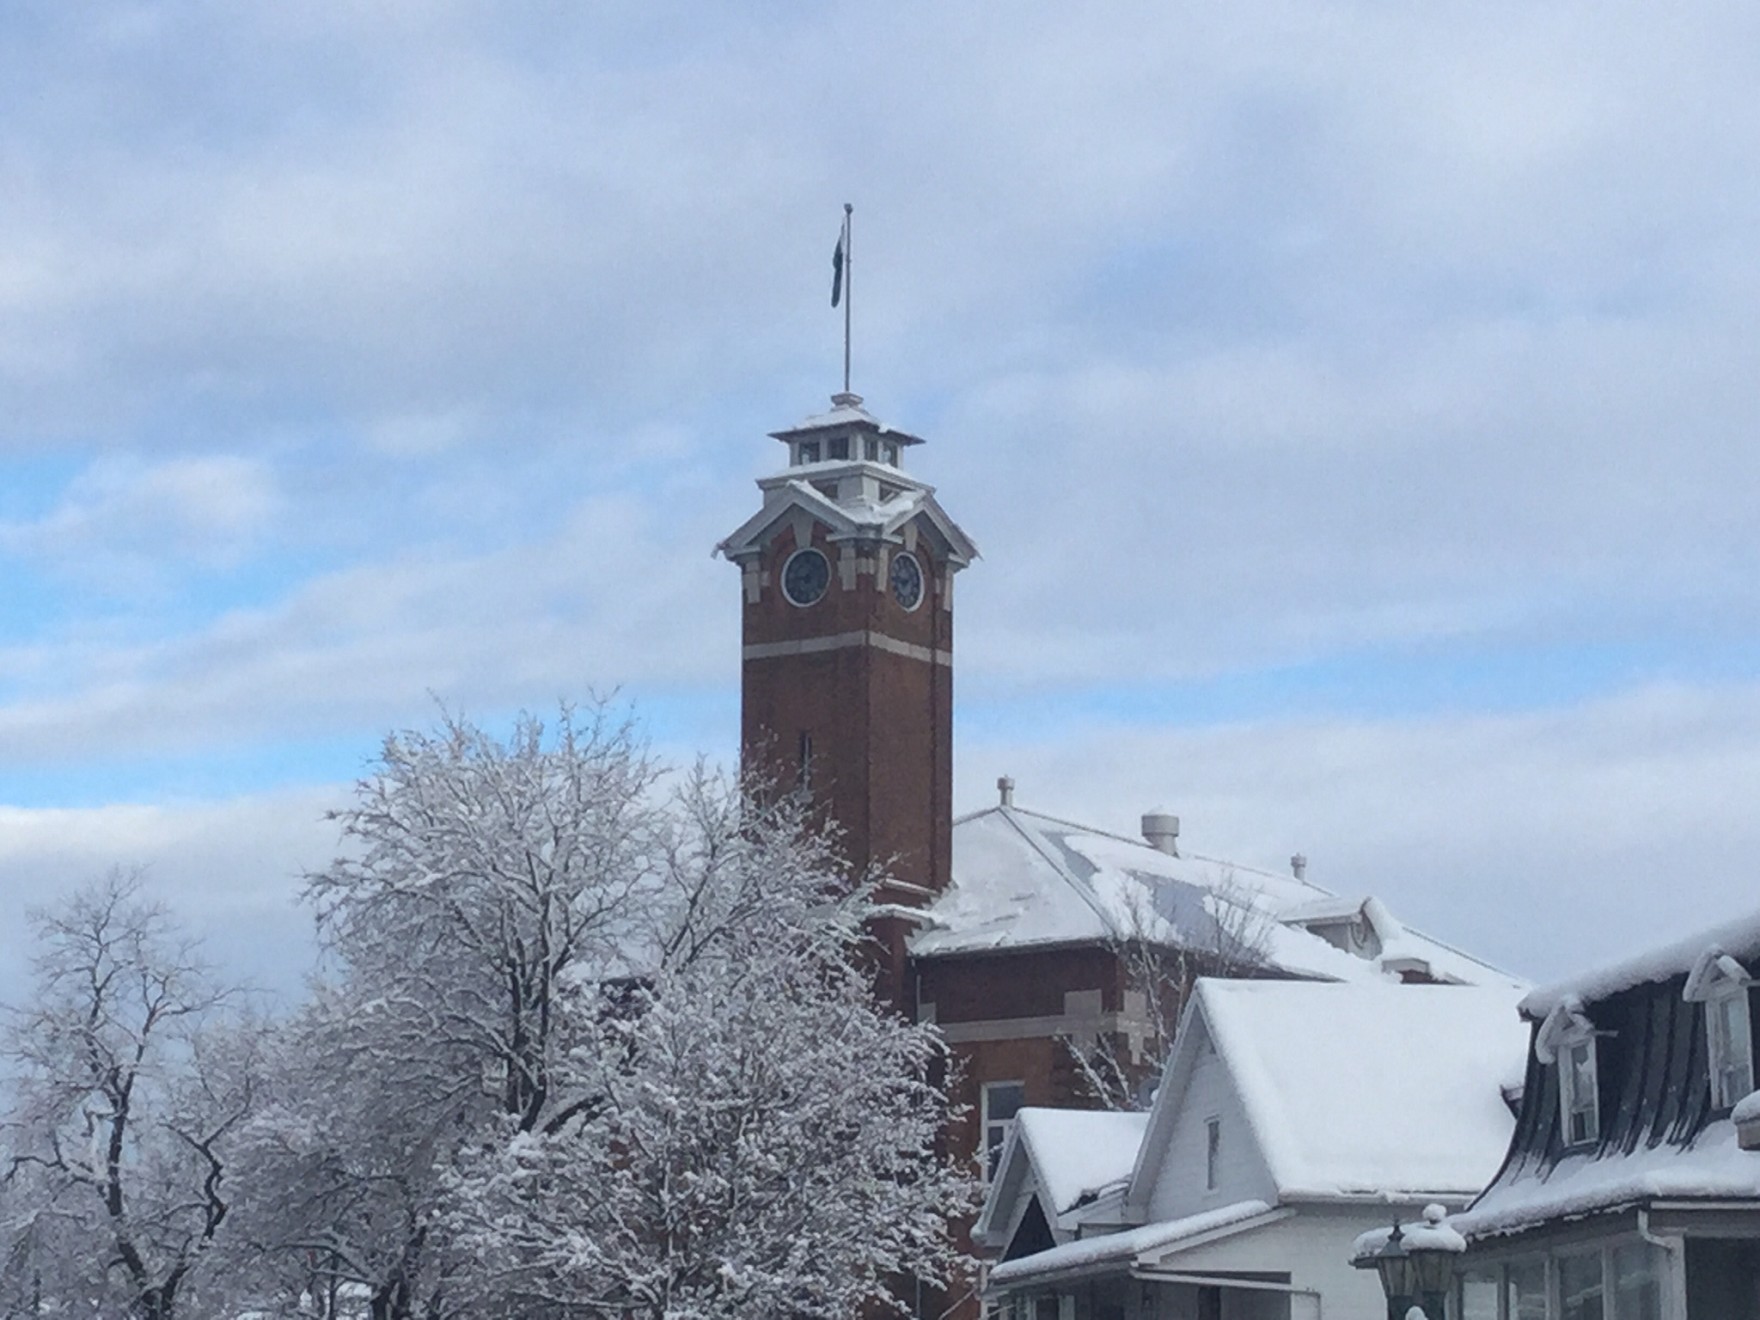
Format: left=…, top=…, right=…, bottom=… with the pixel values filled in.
left=1456, top=906, right=1760, bottom=1241
left=911, top=802, right=1523, bottom=989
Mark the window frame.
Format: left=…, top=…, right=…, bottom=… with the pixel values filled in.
left=981, top=1079, right=1025, bottom=1184
left=1462, top=1238, right=1668, bottom=1320
left=1204, top=1115, right=1221, bottom=1192
left=1559, top=1034, right=1601, bottom=1148
left=1706, top=982, right=1754, bottom=1110
left=1538, top=999, right=1603, bottom=1151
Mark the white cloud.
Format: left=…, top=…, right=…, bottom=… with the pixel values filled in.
left=0, top=786, right=345, bottom=1005
left=0, top=454, right=278, bottom=587
left=0, top=485, right=737, bottom=765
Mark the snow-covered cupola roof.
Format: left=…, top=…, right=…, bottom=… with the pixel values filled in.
left=716, top=394, right=977, bottom=569
left=768, top=391, right=926, bottom=470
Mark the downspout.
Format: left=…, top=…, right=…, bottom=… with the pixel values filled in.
left=1636, top=1208, right=1687, bottom=1320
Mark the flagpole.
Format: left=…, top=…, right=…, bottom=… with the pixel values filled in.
left=841, top=203, right=853, bottom=396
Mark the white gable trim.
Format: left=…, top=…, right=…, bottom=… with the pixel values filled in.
left=1684, top=947, right=1751, bottom=1002
left=1534, top=995, right=1597, bottom=1065
left=973, top=1121, right=1035, bottom=1248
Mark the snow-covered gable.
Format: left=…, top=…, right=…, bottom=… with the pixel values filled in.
left=975, top=1108, right=1149, bottom=1250
left=913, top=803, right=1521, bottom=990
left=1131, top=980, right=1529, bottom=1215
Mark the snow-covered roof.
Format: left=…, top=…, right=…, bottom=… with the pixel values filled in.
left=768, top=396, right=927, bottom=447
left=1014, top=1107, right=1148, bottom=1217
left=988, top=1199, right=1279, bottom=1290
left=974, top=1106, right=1148, bottom=1250
left=1136, top=981, right=1529, bottom=1206
left=715, top=466, right=977, bottom=567
left=913, top=804, right=1521, bottom=990
left=1520, top=905, right=1760, bottom=1019
left=1454, top=1119, right=1760, bottom=1239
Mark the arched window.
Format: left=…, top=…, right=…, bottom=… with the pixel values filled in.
left=1537, top=997, right=1601, bottom=1147
left=1685, top=949, right=1755, bottom=1110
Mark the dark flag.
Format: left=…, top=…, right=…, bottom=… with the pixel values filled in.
left=831, top=229, right=845, bottom=307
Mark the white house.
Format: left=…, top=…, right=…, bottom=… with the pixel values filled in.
left=979, top=979, right=1529, bottom=1320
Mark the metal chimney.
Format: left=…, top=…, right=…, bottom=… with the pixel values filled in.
left=1141, top=811, right=1180, bottom=857
left=1290, top=853, right=1308, bottom=881
left=997, top=775, right=1015, bottom=808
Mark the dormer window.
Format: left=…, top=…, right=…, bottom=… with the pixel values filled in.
left=1708, top=991, right=1753, bottom=1108
left=828, top=435, right=849, bottom=461
left=1537, top=998, right=1601, bottom=1148
left=1685, top=949, right=1754, bottom=1110
left=864, top=436, right=879, bottom=461
left=797, top=440, right=821, bottom=464
left=1560, top=1038, right=1600, bottom=1145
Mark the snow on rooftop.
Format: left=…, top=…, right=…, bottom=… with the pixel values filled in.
left=1520, top=905, right=1760, bottom=1019
left=913, top=805, right=1521, bottom=990
left=1196, top=980, right=1529, bottom=1201
left=988, top=1199, right=1275, bottom=1290
left=770, top=397, right=927, bottom=445
left=1454, top=1118, right=1760, bottom=1239
left=1015, top=1107, right=1149, bottom=1216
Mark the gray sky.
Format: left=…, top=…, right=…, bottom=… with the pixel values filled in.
left=4, top=2, right=1759, bottom=1001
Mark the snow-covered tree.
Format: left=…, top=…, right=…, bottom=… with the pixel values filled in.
left=234, top=705, right=973, bottom=1319
left=227, top=705, right=664, bottom=1318
left=440, top=766, right=974, bottom=1318
left=0, top=872, right=258, bottom=1320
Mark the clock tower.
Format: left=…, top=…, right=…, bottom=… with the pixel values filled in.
left=717, top=392, right=977, bottom=1013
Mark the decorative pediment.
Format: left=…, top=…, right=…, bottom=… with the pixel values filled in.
left=1534, top=995, right=1596, bottom=1065
left=716, top=477, right=975, bottom=567
left=1684, top=947, right=1751, bottom=1002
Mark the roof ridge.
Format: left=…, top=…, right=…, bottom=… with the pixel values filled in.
left=994, top=806, right=1126, bottom=940
left=1005, top=805, right=1334, bottom=894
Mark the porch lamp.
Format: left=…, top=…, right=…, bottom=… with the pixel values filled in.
left=1350, top=1204, right=1464, bottom=1320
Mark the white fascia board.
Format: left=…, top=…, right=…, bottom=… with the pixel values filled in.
left=973, top=1123, right=1034, bottom=1246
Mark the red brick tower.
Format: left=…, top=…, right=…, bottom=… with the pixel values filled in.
left=717, top=393, right=976, bottom=1014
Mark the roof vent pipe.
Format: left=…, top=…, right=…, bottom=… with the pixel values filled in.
left=1141, top=812, right=1180, bottom=857
left=1290, top=853, right=1308, bottom=882
left=997, top=776, right=1015, bottom=808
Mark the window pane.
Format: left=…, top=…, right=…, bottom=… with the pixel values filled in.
left=1560, top=1252, right=1605, bottom=1320
left=1508, top=1261, right=1547, bottom=1320
left=1612, top=1243, right=1663, bottom=1320
left=987, top=1082, right=1025, bottom=1123
left=1564, top=1040, right=1599, bottom=1143
left=1459, top=1271, right=1499, bottom=1320
left=1711, top=993, right=1755, bottom=1107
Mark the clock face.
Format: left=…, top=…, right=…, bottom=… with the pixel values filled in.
left=889, top=551, right=924, bottom=611
left=782, top=547, right=830, bottom=606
